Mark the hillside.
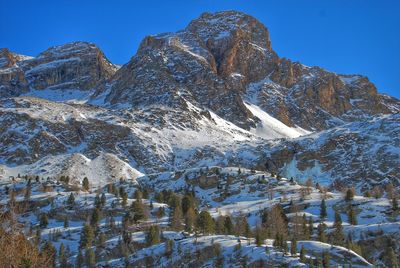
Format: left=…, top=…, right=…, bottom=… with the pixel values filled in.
left=0, top=10, right=399, bottom=268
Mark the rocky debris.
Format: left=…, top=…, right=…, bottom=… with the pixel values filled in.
left=263, top=114, right=400, bottom=190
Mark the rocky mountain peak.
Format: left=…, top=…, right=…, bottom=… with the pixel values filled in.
left=187, top=11, right=272, bottom=50
left=104, top=11, right=399, bottom=131
left=186, top=11, right=277, bottom=81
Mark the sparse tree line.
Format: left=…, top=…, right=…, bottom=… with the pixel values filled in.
left=0, top=172, right=399, bottom=267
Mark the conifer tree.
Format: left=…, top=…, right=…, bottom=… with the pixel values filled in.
left=255, top=226, right=266, bottom=246
left=290, top=238, right=297, bottom=256
left=300, top=245, right=306, bottom=263
left=309, top=257, right=314, bottom=268
left=184, top=207, right=197, bottom=232
left=347, top=205, right=357, bottom=225
left=170, top=205, right=183, bottom=231
left=67, top=193, right=75, bottom=208
left=322, top=251, right=330, bottom=268
left=101, top=192, right=106, bottom=207
left=388, top=247, right=399, bottom=268
left=85, top=248, right=95, bottom=268
left=90, top=208, right=101, bottom=227
left=392, top=196, right=399, bottom=211
left=181, top=194, right=195, bottom=215
left=131, top=198, right=147, bottom=222
left=82, top=177, right=90, bottom=191
left=59, top=243, right=68, bottom=268
left=156, top=206, right=165, bottom=219
left=331, top=210, right=345, bottom=246
left=24, top=186, right=31, bottom=201
left=224, top=215, right=234, bottom=235
left=165, top=239, right=174, bottom=257
left=345, top=188, right=355, bottom=202
left=76, top=250, right=84, bottom=268
left=146, top=225, right=160, bottom=246
left=320, top=199, right=327, bottom=219
left=302, top=214, right=310, bottom=239
left=41, top=241, right=57, bottom=267
left=197, top=211, right=215, bottom=234
left=134, top=189, right=143, bottom=201
left=308, top=217, right=314, bottom=237
left=80, top=224, right=94, bottom=249
left=317, top=223, right=327, bottom=243
left=39, top=213, right=48, bottom=228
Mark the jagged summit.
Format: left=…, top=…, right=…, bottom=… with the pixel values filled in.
left=102, top=10, right=399, bottom=131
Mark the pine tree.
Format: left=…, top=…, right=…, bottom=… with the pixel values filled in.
left=388, top=247, right=399, bottom=268
left=392, top=196, right=399, bottom=211
left=320, top=199, right=327, bottom=219
left=181, top=194, right=195, bottom=215
left=76, top=250, right=84, bottom=268
left=345, top=188, right=354, bottom=202
left=64, top=217, right=69, bottom=228
left=80, top=224, right=94, bottom=249
left=322, top=251, right=330, bottom=268
left=101, top=192, right=106, bottom=207
left=146, top=225, right=160, bottom=246
left=39, top=213, right=48, bottom=228
left=82, top=177, right=90, bottom=191
left=317, top=223, right=327, bottom=243
left=131, top=198, right=147, bottom=222
left=331, top=210, right=345, bottom=246
left=309, top=257, right=314, bottom=268
left=24, top=186, right=31, bottom=201
left=41, top=241, right=57, bottom=267
left=197, top=211, right=215, bottom=234
left=170, top=205, right=183, bottom=231
left=85, top=248, right=95, bottom=268
left=120, top=188, right=128, bottom=207
left=300, top=245, right=306, bottom=263
left=302, top=214, right=310, bottom=239
left=156, top=206, right=165, bottom=219
left=59, top=243, right=68, bottom=268
left=184, top=207, right=197, bottom=232
left=255, top=226, right=266, bottom=246
left=67, top=193, right=75, bottom=208
left=94, top=194, right=101, bottom=208
left=165, top=239, right=174, bottom=257
left=134, top=189, right=143, bottom=201
left=308, top=217, right=314, bottom=237
left=90, top=208, right=101, bottom=227
left=347, top=205, right=357, bottom=225
left=290, top=238, right=297, bottom=256
left=224, top=215, right=234, bottom=235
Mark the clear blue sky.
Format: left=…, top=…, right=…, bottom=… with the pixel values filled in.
left=1, top=0, right=399, bottom=98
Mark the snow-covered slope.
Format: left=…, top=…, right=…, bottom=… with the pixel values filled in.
left=244, top=102, right=310, bottom=139
left=0, top=152, right=142, bottom=187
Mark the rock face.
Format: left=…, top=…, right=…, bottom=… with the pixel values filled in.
left=103, top=10, right=399, bottom=131
left=103, top=11, right=278, bottom=129
left=0, top=48, right=30, bottom=97
left=0, top=42, right=117, bottom=99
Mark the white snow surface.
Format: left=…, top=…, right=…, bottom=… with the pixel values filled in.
left=244, top=102, right=310, bottom=139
